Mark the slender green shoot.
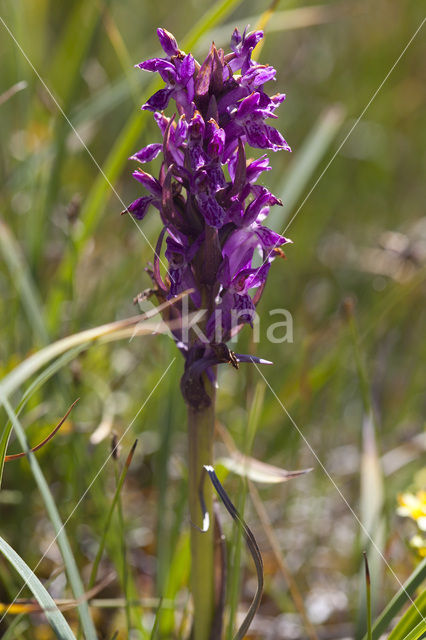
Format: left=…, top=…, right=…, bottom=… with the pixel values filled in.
left=364, top=552, right=372, bottom=640
left=88, top=440, right=138, bottom=589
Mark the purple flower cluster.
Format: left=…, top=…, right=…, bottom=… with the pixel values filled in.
left=125, top=27, right=291, bottom=407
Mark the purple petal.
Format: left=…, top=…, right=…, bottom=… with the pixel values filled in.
left=244, top=120, right=270, bottom=148
left=243, top=187, right=275, bottom=225
left=189, top=110, right=205, bottom=140
left=131, top=143, right=162, bottom=163
left=187, top=143, right=207, bottom=171
left=195, top=191, right=227, bottom=228
left=206, top=123, right=225, bottom=158
left=125, top=196, right=153, bottom=220
left=242, top=65, right=276, bottom=88
left=154, top=111, right=169, bottom=135
left=137, top=58, right=176, bottom=83
left=178, top=54, right=195, bottom=84
left=195, top=49, right=213, bottom=97
left=265, top=125, right=291, bottom=151
left=175, top=116, right=189, bottom=144
left=132, top=170, right=162, bottom=196
left=204, top=163, right=226, bottom=190
left=230, top=28, right=242, bottom=51
left=243, top=263, right=270, bottom=290
left=243, top=30, right=264, bottom=51
left=271, top=93, right=286, bottom=106
left=232, top=293, right=256, bottom=326
left=142, top=87, right=173, bottom=111
left=228, top=198, right=245, bottom=225
left=157, top=28, right=179, bottom=57
left=237, top=92, right=261, bottom=119
left=246, top=155, right=271, bottom=182
left=255, top=226, right=292, bottom=249
left=222, top=231, right=255, bottom=275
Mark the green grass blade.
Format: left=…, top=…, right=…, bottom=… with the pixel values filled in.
left=0, top=535, right=76, bottom=640
left=0, top=391, right=97, bottom=640
left=0, top=422, right=13, bottom=490
left=0, top=218, right=48, bottom=345
left=401, top=619, right=426, bottom=640
left=387, top=588, right=426, bottom=640
left=158, top=532, right=191, bottom=637
left=365, top=558, right=426, bottom=640
left=364, top=553, right=372, bottom=640
left=88, top=441, right=137, bottom=590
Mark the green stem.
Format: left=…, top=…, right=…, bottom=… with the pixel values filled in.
left=188, top=382, right=215, bottom=640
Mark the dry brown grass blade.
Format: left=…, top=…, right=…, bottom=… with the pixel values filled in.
left=0, top=572, right=115, bottom=615
left=4, top=399, right=79, bottom=462
left=1, top=289, right=193, bottom=398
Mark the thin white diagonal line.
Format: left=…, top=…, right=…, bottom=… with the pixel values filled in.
left=281, top=15, right=425, bottom=235
left=0, top=358, right=176, bottom=624
left=0, top=14, right=172, bottom=278
left=254, top=15, right=426, bottom=280
left=253, top=361, right=425, bottom=624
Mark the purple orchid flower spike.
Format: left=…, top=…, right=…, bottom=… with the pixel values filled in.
left=124, top=26, right=292, bottom=408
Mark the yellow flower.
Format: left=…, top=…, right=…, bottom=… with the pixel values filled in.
left=397, top=488, right=426, bottom=558
left=397, top=491, right=426, bottom=524
left=409, top=535, right=426, bottom=557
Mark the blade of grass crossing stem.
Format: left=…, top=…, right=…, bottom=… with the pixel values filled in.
left=227, top=383, right=265, bottom=639
left=0, top=536, right=76, bottom=640
left=88, top=441, right=138, bottom=590
left=46, top=0, right=245, bottom=330
left=0, top=218, right=48, bottom=345
left=364, top=558, right=426, bottom=640
left=0, top=391, right=97, bottom=640
left=268, top=106, right=345, bottom=231
left=202, top=466, right=264, bottom=640
left=387, top=588, right=426, bottom=640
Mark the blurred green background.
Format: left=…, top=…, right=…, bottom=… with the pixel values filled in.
left=0, top=0, right=425, bottom=638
